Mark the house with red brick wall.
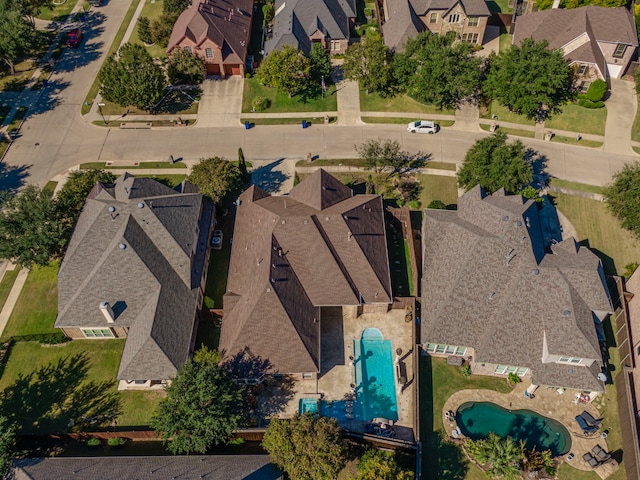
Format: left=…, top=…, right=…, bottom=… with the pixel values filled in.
left=167, top=0, right=253, bottom=77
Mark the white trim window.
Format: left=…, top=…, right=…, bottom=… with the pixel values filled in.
left=613, top=43, right=626, bottom=58
left=558, top=356, right=583, bottom=365
left=447, top=13, right=460, bottom=23
left=184, top=46, right=192, bottom=54
left=330, top=40, right=341, bottom=51
left=205, top=48, right=213, bottom=59
left=495, top=365, right=528, bottom=375
left=82, top=328, right=114, bottom=338
left=467, top=16, right=479, bottom=26
left=425, top=343, right=467, bottom=356
left=430, top=12, right=437, bottom=23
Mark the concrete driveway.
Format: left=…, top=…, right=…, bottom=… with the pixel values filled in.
left=604, top=78, right=636, bottom=155
left=195, top=77, right=244, bottom=128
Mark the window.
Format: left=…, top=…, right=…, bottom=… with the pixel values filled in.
left=506, top=366, right=517, bottom=374
left=495, top=364, right=527, bottom=375
left=426, top=343, right=467, bottom=355
left=579, top=80, right=591, bottom=93
left=495, top=365, right=508, bottom=374
left=331, top=40, right=341, bottom=51
left=184, top=46, right=192, bottom=53
left=467, top=16, right=479, bottom=26
left=435, top=344, right=446, bottom=354
left=455, top=346, right=466, bottom=355
left=462, top=33, right=479, bottom=43
left=426, top=343, right=437, bottom=353
left=82, top=328, right=113, bottom=338
left=445, top=345, right=456, bottom=354
left=558, top=356, right=582, bottom=365
left=516, top=367, right=528, bottom=376
left=578, top=64, right=587, bottom=75
left=613, top=43, right=626, bottom=58
left=302, top=373, right=313, bottom=379
left=205, top=48, right=213, bottom=58
left=430, top=12, right=437, bottom=23
left=447, top=13, right=460, bottom=23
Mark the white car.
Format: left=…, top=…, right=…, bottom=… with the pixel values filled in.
left=407, top=120, right=439, bottom=134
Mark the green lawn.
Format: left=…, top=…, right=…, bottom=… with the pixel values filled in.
left=361, top=117, right=454, bottom=127
left=37, top=0, right=77, bottom=21
left=550, top=135, right=603, bottom=148
left=632, top=95, right=640, bottom=142
left=480, top=123, right=535, bottom=138
left=499, top=31, right=512, bottom=52
left=553, top=194, right=640, bottom=275
left=240, top=116, right=336, bottom=125
left=0, top=268, right=20, bottom=314
left=7, top=107, right=29, bottom=135
left=545, top=104, right=607, bottom=136
left=129, top=0, right=168, bottom=59
left=484, top=100, right=535, bottom=125
left=416, top=174, right=458, bottom=209
left=548, top=178, right=604, bottom=195
left=0, top=60, right=37, bottom=92
left=242, top=77, right=338, bottom=113
left=80, top=161, right=186, bottom=170
left=0, top=263, right=59, bottom=341
left=360, top=90, right=455, bottom=115
left=421, top=357, right=513, bottom=479
left=99, top=88, right=200, bottom=116
left=294, top=158, right=456, bottom=171
left=486, top=0, right=512, bottom=13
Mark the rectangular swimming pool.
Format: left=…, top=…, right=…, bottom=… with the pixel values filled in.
left=353, top=328, right=398, bottom=421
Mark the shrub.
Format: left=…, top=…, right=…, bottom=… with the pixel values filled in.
left=634, top=68, right=640, bottom=94
left=86, top=438, right=101, bottom=447
left=584, top=79, right=607, bottom=103
left=461, top=365, right=471, bottom=377
left=137, top=17, right=153, bottom=45
left=251, top=96, right=270, bottom=111
left=107, top=437, right=126, bottom=447
left=150, top=13, right=177, bottom=48
left=427, top=199, right=447, bottom=210
left=508, top=372, right=521, bottom=384
left=578, top=98, right=604, bottom=109
left=40, top=332, right=69, bottom=345
left=406, top=200, right=421, bottom=210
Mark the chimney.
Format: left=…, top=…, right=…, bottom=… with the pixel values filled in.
left=100, top=301, right=115, bottom=323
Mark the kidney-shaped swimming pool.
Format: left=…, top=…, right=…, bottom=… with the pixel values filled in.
left=455, top=401, right=571, bottom=456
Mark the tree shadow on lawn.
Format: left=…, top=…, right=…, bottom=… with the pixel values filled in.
left=0, top=163, right=30, bottom=196
left=0, top=352, right=121, bottom=434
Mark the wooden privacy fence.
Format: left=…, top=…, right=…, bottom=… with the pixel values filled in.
left=386, top=207, right=419, bottom=297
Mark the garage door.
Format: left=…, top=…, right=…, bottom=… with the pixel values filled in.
left=206, top=63, right=221, bottom=75
left=229, top=65, right=242, bottom=76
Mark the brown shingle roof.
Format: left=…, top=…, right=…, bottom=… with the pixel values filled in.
left=421, top=186, right=612, bottom=391
left=167, top=0, right=253, bottom=63
left=219, top=170, right=392, bottom=373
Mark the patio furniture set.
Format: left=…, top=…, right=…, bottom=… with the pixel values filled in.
left=582, top=445, right=612, bottom=468
left=574, top=410, right=602, bottom=435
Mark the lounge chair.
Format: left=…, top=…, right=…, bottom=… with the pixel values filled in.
left=592, top=445, right=611, bottom=462
left=582, top=453, right=600, bottom=468
left=581, top=410, right=603, bottom=427
left=575, top=415, right=599, bottom=434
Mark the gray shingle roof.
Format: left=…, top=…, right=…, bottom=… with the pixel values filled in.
left=264, top=0, right=355, bottom=55
left=11, top=455, right=282, bottom=480
left=219, top=170, right=392, bottom=374
left=56, top=174, right=213, bottom=382
left=421, top=186, right=612, bottom=391
left=382, top=0, right=425, bottom=51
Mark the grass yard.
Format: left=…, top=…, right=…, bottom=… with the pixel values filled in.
left=0, top=105, right=11, bottom=124
left=0, top=264, right=59, bottom=341
left=99, top=88, right=200, bottom=116
left=420, top=356, right=513, bottom=479
left=484, top=100, right=535, bottom=125
left=81, top=161, right=186, bottom=169
left=550, top=135, right=603, bottom=148
left=416, top=174, right=458, bottom=209
left=362, top=116, right=455, bottom=127
left=7, top=107, right=29, bottom=135
left=498, top=30, right=512, bottom=52
left=242, top=77, right=338, bottom=113
left=545, top=104, right=607, bottom=136
left=553, top=194, right=640, bottom=275
left=129, top=0, right=168, bottom=59
left=241, top=116, right=337, bottom=126
left=0, top=60, right=37, bottom=92
left=632, top=95, right=640, bottom=142
left=359, top=90, right=455, bottom=115
left=0, top=268, right=20, bottom=314
left=37, top=0, right=77, bottom=21
left=486, top=0, right=512, bottom=13
left=480, top=123, right=535, bottom=138
left=548, top=178, right=604, bottom=195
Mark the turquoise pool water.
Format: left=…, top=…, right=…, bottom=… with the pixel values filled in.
left=299, top=398, right=318, bottom=415
left=353, top=328, right=398, bottom=421
left=456, top=402, right=571, bottom=456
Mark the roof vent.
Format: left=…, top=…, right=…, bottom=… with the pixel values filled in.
left=567, top=368, right=573, bottom=374
left=514, top=220, right=522, bottom=227
left=502, top=215, right=509, bottom=222
left=325, top=216, right=330, bottom=221
left=304, top=220, right=308, bottom=224
left=525, top=217, right=531, bottom=227
left=282, top=220, right=286, bottom=224
left=488, top=292, right=496, bottom=300
left=119, top=243, right=126, bottom=250
left=108, top=206, right=116, bottom=213
left=563, top=310, right=572, bottom=317
left=137, top=202, right=144, bottom=209
left=532, top=268, right=540, bottom=275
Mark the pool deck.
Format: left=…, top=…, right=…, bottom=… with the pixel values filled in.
left=442, top=380, right=619, bottom=477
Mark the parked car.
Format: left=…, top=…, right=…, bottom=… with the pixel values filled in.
left=407, top=120, right=439, bottom=134
left=66, top=28, right=82, bottom=48
left=211, top=230, right=223, bottom=250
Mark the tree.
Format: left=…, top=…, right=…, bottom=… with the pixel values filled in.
left=309, top=42, right=332, bottom=83
left=99, top=43, right=167, bottom=109
left=355, top=449, right=415, bottom=480
left=262, top=1, right=274, bottom=27
left=604, top=161, right=640, bottom=238
left=168, top=47, right=205, bottom=85
left=163, top=0, right=190, bottom=15
left=262, top=413, right=346, bottom=480
left=0, top=415, right=16, bottom=478
left=394, top=31, right=481, bottom=109
left=137, top=17, right=153, bottom=45
left=466, top=433, right=523, bottom=479
left=483, top=39, right=574, bottom=121
left=256, top=45, right=311, bottom=98
left=187, top=157, right=244, bottom=202
left=457, top=130, right=532, bottom=194
left=343, top=35, right=394, bottom=95
left=150, top=13, right=177, bottom=48
left=0, top=185, right=72, bottom=267
left=151, top=347, right=244, bottom=454
left=355, top=139, right=426, bottom=178
left=0, top=9, right=38, bottom=75
left=57, top=169, right=116, bottom=218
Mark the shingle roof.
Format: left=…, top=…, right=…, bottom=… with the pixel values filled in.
left=219, top=170, right=392, bottom=373
left=410, top=0, right=490, bottom=16
left=56, top=174, right=213, bottom=382
left=421, top=186, right=613, bottom=391
left=382, top=0, right=425, bottom=51
left=264, top=0, right=355, bottom=55
left=167, top=0, right=253, bottom=64
left=513, top=6, right=638, bottom=58
left=11, top=456, right=282, bottom=480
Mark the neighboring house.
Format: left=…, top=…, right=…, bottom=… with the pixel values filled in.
left=219, top=169, right=392, bottom=378
left=55, top=174, right=214, bottom=390
left=11, top=455, right=283, bottom=480
left=264, top=0, right=356, bottom=56
left=421, top=186, right=613, bottom=393
left=513, top=5, right=638, bottom=86
left=167, top=0, right=253, bottom=76
left=382, top=0, right=490, bottom=51
left=622, top=269, right=640, bottom=412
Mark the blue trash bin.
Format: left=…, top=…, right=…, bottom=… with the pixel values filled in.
left=302, top=120, right=307, bottom=129
left=244, top=121, right=250, bottom=130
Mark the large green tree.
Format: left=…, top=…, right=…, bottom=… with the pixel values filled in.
left=187, top=157, right=244, bottom=202
left=262, top=413, right=346, bottom=480
left=0, top=185, right=72, bottom=267
left=356, top=138, right=426, bottom=178
left=343, top=35, right=394, bottom=95
left=256, top=45, right=311, bottom=98
left=394, top=31, right=481, bottom=109
left=483, top=39, right=574, bottom=121
left=150, top=13, right=178, bottom=48
left=604, top=161, right=640, bottom=238
left=168, top=47, right=205, bottom=85
left=465, top=433, right=523, bottom=479
left=57, top=169, right=116, bottom=218
left=355, top=449, right=415, bottom=480
left=99, top=43, right=167, bottom=109
left=163, top=0, right=189, bottom=15
left=457, top=130, right=532, bottom=194
left=0, top=415, right=16, bottom=479
left=309, top=42, right=332, bottom=82
left=0, top=8, right=38, bottom=75
left=151, top=348, right=244, bottom=454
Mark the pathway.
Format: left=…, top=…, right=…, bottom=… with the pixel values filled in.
left=452, top=102, right=480, bottom=133
left=0, top=268, right=29, bottom=338
left=603, top=78, right=636, bottom=155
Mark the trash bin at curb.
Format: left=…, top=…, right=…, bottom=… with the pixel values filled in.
left=302, top=120, right=307, bottom=129
left=244, top=121, right=250, bottom=130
